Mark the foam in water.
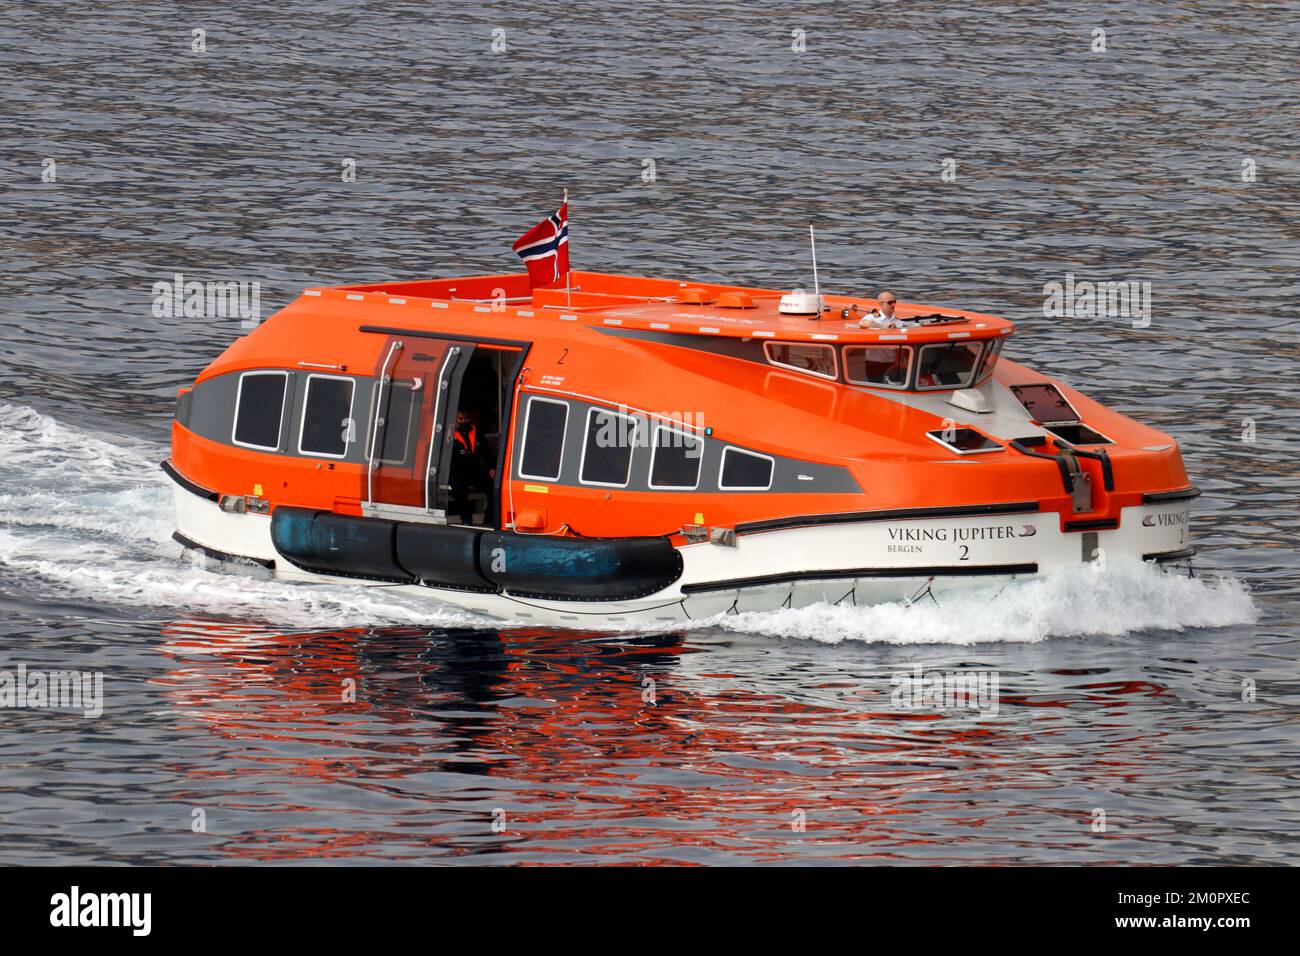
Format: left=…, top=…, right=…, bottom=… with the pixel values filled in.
left=0, top=403, right=1260, bottom=641
left=0, top=401, right=159, bottom=486
left=701, top=561, right=1258, bottom=645
left=0, top=402, right=483, bottom=629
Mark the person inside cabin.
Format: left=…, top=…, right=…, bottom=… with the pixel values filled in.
left=869, top=291, right=904, bottom=328
left=449, top=409, right=496, bottom=526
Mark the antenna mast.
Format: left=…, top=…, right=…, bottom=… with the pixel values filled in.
left=778, top=225, right=827, bottom=317
left=810, top=225, right=822, bottom=316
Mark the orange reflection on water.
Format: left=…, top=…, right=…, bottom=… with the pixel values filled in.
left=153, top=619, right=1167, bottom=864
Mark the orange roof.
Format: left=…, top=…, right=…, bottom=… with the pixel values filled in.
left=325, top=270, right=1016, bottom=346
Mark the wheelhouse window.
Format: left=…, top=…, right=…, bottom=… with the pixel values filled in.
left=843, top=344, right=912, bottom=389
left=518, top=397, right=568, bottom=481
left=232, top=371, right=288, bottom=451
left=764, top=342, right=837, bottom=380
left=915, top=342, right=983, bottom=391
left=719, top=447, right=774, bottom=490
left=649, top=425, right=703, bottom=490
left=298, top=374, right=355, bottom=458
left=974, top=339, right=1003, bottom=382
left=580, top=407, right=638, bottom=487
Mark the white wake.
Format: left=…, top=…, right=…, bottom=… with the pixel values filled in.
left=0, top=402, right=1259, bottom=640
left=698, top=561, right=1257, bottom=645
left=0, top=402, right=475, bottom=628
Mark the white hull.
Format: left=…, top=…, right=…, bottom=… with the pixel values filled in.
left=173, top=482, right=1193, bottom=628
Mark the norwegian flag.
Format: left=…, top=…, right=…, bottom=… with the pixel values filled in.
left=512, top=201, right=569, bottom=289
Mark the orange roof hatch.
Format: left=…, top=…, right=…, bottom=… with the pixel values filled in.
left=717, top=291, right=756, bottom=309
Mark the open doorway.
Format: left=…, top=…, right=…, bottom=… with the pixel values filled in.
left=444, top=345, right=522, bottom=528
left=365, top=336, right=525, bottom=529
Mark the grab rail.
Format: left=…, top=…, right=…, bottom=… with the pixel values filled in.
left=1070, top=446, right=1114, bottom=491
left=423, top=346, right=460, bottom=513
left=1010, top=439, right=1115, bottom=512
left=365, top=339, right=403, bottom=506
left=1009, top=440, right=1074, bottom=491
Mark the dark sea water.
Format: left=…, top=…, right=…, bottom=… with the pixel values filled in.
left=0, top=1, right=1296, bottom=864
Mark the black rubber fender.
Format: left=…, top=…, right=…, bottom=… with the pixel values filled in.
left=271, top=507, right=411, bottom=583
left=394, top=523, right=496, bottom=592
left=271, top=507, right=684, bottom=599
left=477, top=531, right=683, bottom=601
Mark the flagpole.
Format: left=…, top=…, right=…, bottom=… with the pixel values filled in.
left=564, top=188, right=571, bottom=308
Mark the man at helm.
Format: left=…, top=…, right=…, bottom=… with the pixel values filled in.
left=870, top=291, right=903, bottom=328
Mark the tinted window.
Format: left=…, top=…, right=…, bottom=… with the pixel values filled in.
left=975, top=339, right=1002, bottom=380
left=844, top=345, right=912, bottom=387
left=581, top=408, right=637, bottom=486
left=765, top=342, right=837, bottom=378
left=378, top=383, right=418, bottom=464
left=720, top=447, right=773, bottom=489
left=233, top=372, right=287, bottom=450
left=915, top=342, right=982, bottom=390
left=649, top=426, right=703, bottom=489
left=299, top=376, right=354, bottom=457
left=519, top=398, right=567, bottom=480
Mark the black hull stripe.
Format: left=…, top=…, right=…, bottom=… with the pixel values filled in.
left=681, top=562, right=1038, bottom=595
left=1142, top=486, right=1202, bottom=503
left=173, top=531, right=275, bottom=569
left=735, top=501, right=1039, bottom=536
left=497, top=594, right=688, bottom=616
left=1144, top=547, right=1198, bottom=562
left=1064, top=518, right=1119, bottom=531
left=161, top=460, right=219, bottom=501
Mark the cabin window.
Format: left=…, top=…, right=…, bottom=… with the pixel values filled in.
left=915, top=342, right=983, bottom=391
left=764, top=342, right=838, bottom=380
left=649, top=425, right=703, bottom=490
left=232, top=371, right=288, bottom=451
left=298, top=374, right=355, bottom=458
left=518, top=396, right=568, bottom=481
left=843, top=345, right=912, bottom=389
left=975, top=339, right=1003, bottom=381
left=926, top=427, right=1001, bottom=455
left=719, top=447, right=774, bottom=490
left=580, top=408, right=639, bottom=487
left=377, top=382, right=419, bottom=465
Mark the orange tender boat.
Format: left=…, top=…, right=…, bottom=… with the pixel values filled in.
left=166, top=269, right=1198, bottom=626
